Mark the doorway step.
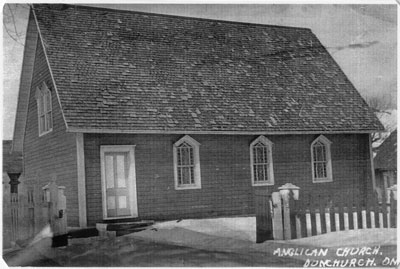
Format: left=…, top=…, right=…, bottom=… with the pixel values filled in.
left=96, top=220, right=154, bottom=237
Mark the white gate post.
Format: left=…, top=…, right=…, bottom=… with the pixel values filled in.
left=271, top=192, right=283, bottom=240
left=278, top=184, right=300, bottom=240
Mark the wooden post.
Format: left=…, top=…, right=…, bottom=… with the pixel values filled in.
left=281, top=191, right=291, bottom=240
left=325, top=207, right=331, bottom=233
left=334, top=207, right=340, bottom=232
left=315, top=208, right=322, bottom=235
left=295, top=214, right=302, bottom=239
left=288, top=191, right=299, bottom=239
left=370, top=210, right=376, bottom=228
left=381, top=199, right=388, bottom=228
left=343, top=207, right=349, bottom=231
left=255, top=190, right=274, bottom=243
left=362, top=207, right=367, bottom=229
left=299, top=208, right=307, bottom=239
left=389, top=190, right=397, bottom=228
left=306, top=209, right=312, bottom=237
left=43, top=180, right=68, bottom=247
left=271, top=192, right=283, bottom=240
left=373, top=195, right=380, bottom=228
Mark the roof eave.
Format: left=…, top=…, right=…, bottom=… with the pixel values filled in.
left=66, top=127, right=382, bottom=135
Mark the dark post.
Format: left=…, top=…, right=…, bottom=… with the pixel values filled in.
left=389, top=190, right=397, bottom=228
left=255, top=189, right=273, bottom=243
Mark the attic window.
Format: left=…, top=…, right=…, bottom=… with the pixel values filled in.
left=173, top=135, right=201, bottom=190
left=250, top=136, right=274, bottom=186
left=311, top=135, right=333, bottom=183
left=36, top=83, right=53, bottom=136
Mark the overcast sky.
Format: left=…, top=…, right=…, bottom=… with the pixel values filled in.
left=2, top=3, right=397, bottom=140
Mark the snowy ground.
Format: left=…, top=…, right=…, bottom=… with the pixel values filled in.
left=284, top=228, right=397, bottom=248
left=153, top=216, right=257, bottom=242
left=3, top=217, right=397, bottom=267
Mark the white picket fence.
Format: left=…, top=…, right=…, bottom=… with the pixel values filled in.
left=270, top=187, right=397, bottom=240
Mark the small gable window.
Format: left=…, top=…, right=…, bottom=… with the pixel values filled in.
left=36, top=83, right=53, bottom=136
left=250, top=136, right=274, bottom=186
left=173, top=135, right=201, bottom=190
left=311, top=135, right=333, bottom=183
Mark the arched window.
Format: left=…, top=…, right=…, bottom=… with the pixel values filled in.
left=250, top=136, right=274, bottom=186
left=311, top=135, right=333, bottom=183
left=173, top=135, right=201, bottom=190
left=35, top=82, right=53, bottom=136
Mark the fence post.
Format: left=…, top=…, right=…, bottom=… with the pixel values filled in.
left=278, top=184, right=300, bottom=240
left=10, top=193, right=19, bottom=243
left=389, top=185, right=397, bottom=228
left=43, top=180, right=68, bottom=247
left=271, top=192, right=283, bottom=240
left=255, top=189, right=274, bottom=243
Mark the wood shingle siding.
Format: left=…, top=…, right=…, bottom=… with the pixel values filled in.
left=84, top=133, right=372, bottom=225
left=12, top=12, right=39, bottom=152
left=23, top=35, right=79, bottom=227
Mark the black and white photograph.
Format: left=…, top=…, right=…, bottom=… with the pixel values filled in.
left=2, top=2, right=398, bottom=267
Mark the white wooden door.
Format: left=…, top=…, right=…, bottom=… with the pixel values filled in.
left=101, top=146, right=137, bottom=219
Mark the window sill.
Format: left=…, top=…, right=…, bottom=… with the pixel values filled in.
left=312, top=178, right=333, bottom=183
left=175, top=185, right=201, bottom=190
left=39, top=128, right=53, bottom=137
left=252, top=182, right=274, bottom=187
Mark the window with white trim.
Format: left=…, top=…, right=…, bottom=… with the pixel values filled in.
left=311, top=135, right=333, bottom=183
left=35, top=83, right=53, bottom=136
left=250, top=136, right=274, bottom=186
left=173, top=135, right=201, bottom=190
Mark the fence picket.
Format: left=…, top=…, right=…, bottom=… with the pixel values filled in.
left=343, top=207, right=349, bottom=230
left=373, top=196, right=380, bottom=228
left=306, top=209, right=312, bottom=237
left=334, top=207, right=340, bottom=232
left=282, top=197, right=291, bottom=240
left=270, top=190, right=398, bottom=242
left=382, top=201, right=388, bottom=228
left=325, top=207, right=331, bottom=233
left=315, top=209, right=322, bottom=235
left=361, top=207, right=367, bottom=229
left=371, top=210, right=376, bottom=228
left=389, top=192, right=397, bottom=228
left=378, top=204, right=384, bottom=228
left=299, top=208, right=307, bottom=238
left=295, top=214, right=302, bottom=239
left=365, top=199, right=372, bottom=228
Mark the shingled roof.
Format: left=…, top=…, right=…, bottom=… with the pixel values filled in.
left=374, top=130, right=397, bottom=171
left=30, top=4, right=383, bottom=134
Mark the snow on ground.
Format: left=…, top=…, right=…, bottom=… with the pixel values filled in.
left=280, top=228, right=397, bottom=248
left=130, top=227, right=256, bottom=254
left=153, top=217, right=256, bottom=242
left=132, top=217, right=397, bottom=255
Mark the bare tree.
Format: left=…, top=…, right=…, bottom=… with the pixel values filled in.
left=365, top=95, right=395, bottom=151
left=3, top=3, right=30, bottom=46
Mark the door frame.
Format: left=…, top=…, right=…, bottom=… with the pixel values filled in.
left=100, top=145, right=138, bottom=220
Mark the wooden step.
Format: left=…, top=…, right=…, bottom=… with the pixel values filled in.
left=106, top=220, right=154, bottom=231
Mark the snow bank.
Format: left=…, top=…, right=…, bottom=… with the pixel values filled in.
left=281, top=228, right=397, bottom=248
left=130, top=227, right=256, bottom=253
left=132, top=217, right=396, bottom=255
left=153, top=217, right=256, bottom=242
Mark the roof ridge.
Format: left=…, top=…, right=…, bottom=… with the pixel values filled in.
left=34, top=3, right=312, bottom=32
